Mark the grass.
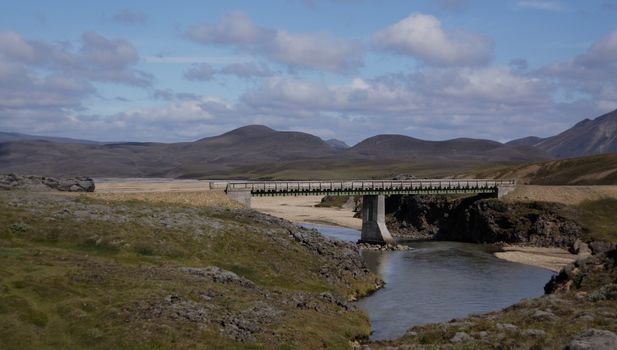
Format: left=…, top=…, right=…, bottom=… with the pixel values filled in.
left=83, top=190, right=242, bottom=209
left=575, top=198, right=617, bottom=242
left=463, top=152, right=617, bottom=185
left=0, top=192, right=379, bottom=349
left=197, top=158, right=504, bottom=180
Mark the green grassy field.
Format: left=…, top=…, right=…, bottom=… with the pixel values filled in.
left=0, top=192, right=380, bottom=349
left=575, top=198, right=617, bottom=242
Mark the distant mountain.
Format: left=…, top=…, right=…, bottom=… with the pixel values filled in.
left=0, top=132, right=101, bottom=144
left=0, top=125, right=338, bottom=178
left=506, top=136, right=543, bottom=147
left=325, top=139, right=350, bottom=150
left=508, top=109, right=617, bottom=158
left=346, top=135, right=551, bottom=163
left=0, top=123, right=560, bottom=179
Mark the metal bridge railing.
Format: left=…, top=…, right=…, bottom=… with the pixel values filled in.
left=225, top=179, right=515, bottom=193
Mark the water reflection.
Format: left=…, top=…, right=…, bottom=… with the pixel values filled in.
left=303, top=223, right=555, bottom=341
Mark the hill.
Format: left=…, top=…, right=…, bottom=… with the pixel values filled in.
left=0, top=125, right=549, bottom=179
left=462, top=152, right=617, bottom=185
left=345, top=135, right=551, bottom=162
left=508, top=108, right=617, bottom=158
left=0, top=131, right=101, bottom=144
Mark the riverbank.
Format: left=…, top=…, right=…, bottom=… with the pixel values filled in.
left=252, top=195, right=362, bottom=230
left=252, top=195, right=580, bottom=271
left=495, top=245, right=587, bottom=272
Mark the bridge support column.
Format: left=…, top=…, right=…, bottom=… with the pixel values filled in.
left=360, top=195, right=395, bottom=245
left=497, top=184, right=516, bottom=198
left=226, top=189, right=252, bottom=208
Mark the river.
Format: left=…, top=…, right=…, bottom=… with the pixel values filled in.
left=303, top=223, right=554, bottom=341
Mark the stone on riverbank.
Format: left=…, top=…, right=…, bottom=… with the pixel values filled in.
left=356, top=242, right=411, bottom=251
left=0, top=173, right=95, bottom=192
left=565, top=329, right=617, bottom=350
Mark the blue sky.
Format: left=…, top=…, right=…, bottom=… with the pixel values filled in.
left=1, top=0, right=616, bottom=144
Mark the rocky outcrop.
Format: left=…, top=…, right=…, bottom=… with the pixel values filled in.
left=566, top=329, right=617, bottom=350
left=545, top=247, right=617, bottom=294
left=386, top=195, right=453, bottom=240
left=0, top=173, right=95, bottom=192
left=387, top=195, right=582, bottom=248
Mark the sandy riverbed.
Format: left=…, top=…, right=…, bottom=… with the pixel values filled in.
left=495, top=246, right=586, bottom=272
left=252, top=195, right=362, bottom=229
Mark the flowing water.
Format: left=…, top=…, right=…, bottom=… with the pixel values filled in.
left=303, top=223, right=554, bottom=341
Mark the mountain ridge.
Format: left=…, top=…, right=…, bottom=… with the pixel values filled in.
left=508, top=108, right=617, bottom=158
left=3, top=109, right=617, bottom=179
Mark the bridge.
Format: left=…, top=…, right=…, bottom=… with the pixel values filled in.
left=225, top=179, right=516, bottom=245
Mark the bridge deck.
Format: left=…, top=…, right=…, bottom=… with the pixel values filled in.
left=226, top=179, right=515, bottom=196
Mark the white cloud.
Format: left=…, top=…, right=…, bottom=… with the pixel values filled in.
left=0, top=31, right=153, bottom=138
left=185, top=11, right=362, bottom=72
left=219, top=62, right=273, bottom=78
left=183, top=62, right=273, bottom=81
left=371, top=13, right=493, bottom=66
left=184, top=63, right=215, bottom=81
left=0, top=31, right=152, bottom=87
left=543, top=29, right=617, bottom=110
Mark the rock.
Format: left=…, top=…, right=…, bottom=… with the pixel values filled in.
left=450, top=331, right=472, bottom=343
left=356, top=242, right=411, bottom=251
left=589, top=240, right=616, bottom=255
left=565, top=329, right=617, bottom=350
left=523, top=329, right=546, bottom=337
left=545, top=248, right=617, bottom=294
left=574, top=312, right=595, bottom=321
left=570, top=239, right=592, bottom=255
left=532, top=309, right=556, bottom=321
left=496, top=323, right=518, bottom=332
left=387, top=195, right=583, bottom=247
left=0, top=174, right=95, bottom=192
left=180, top=266, right=256, bottom=288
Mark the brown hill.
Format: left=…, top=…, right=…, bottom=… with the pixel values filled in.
left=0, top=125, right=549, bottom=179
left=508, top=109, right=617, bottom=158
left=346, top=135, right=551, bottom=162
left=462, top=152, right=617, bottom=185
left=0, top=126, right=338, bottom=178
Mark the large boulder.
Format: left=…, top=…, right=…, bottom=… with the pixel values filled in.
left=0, top=174, right=95, bottom=192
left=565, top=329, right=617, bottom=350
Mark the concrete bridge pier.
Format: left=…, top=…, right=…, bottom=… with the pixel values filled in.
left=359, top=195, right=395, bottom=245
left=497, top=184, right=516, bottom=198
left=226, top=189, right=252, bottom=208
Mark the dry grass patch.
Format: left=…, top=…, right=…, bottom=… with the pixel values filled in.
left=86, top=190, right=242, bottom=209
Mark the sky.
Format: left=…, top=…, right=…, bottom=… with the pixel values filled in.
left=1, top=0, right=617, bottom=145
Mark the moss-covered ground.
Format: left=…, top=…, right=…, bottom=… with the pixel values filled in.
left=0, top=191, right=380, bottom=349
